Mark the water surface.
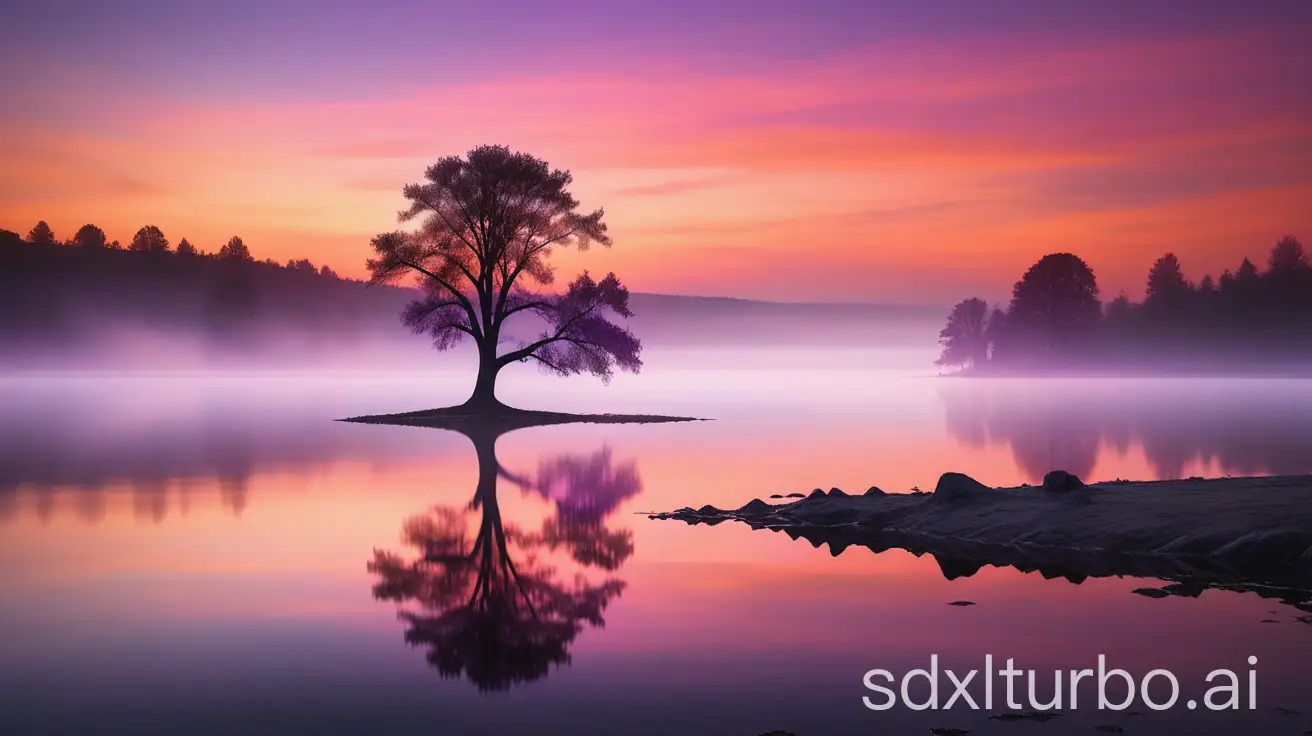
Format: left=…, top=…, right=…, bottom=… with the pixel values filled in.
left=2, top=366, right=1310, bottom=735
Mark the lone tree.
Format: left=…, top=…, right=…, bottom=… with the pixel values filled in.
left=935, top=297, right=990, bottom=371
left=368, top=145, right=641, bottom=410
left=129, top=225, right=170, bottom=253
left=72, top=224, right=108, bottom=249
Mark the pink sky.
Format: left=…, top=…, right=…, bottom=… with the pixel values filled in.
left=2, top=1, right=1309, bottom=303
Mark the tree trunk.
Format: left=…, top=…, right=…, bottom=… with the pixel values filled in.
left=464, top=342, right=503, bottom=411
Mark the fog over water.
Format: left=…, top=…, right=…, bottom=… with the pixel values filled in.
left=2, top=352, right=1310, bottom=735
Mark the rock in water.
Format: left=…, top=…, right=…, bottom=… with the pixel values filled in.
left=1043, top=469, right=1086, bottom=492
left=934, top=472, right=992, bottom=501
left=786, top=493, right=805, bottom=498
left=737, top=499, right=772, bottom=515
left=1132, top=587, right=1170, bottom=599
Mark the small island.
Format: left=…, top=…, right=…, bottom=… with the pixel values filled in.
left=353, top=145, right=694, bottom=423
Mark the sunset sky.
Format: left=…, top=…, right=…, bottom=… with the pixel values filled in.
left=2, top=0, right=1309, bottom=304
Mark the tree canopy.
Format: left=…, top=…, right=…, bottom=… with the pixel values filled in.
left=72, top=224, right=108, bottom=249
left=1268, top=235, right=1308, bottom=275
left=27, top=221, right=55, bottom=245
left=129, top=225, right=170, bottom=253
left=1145, top=253, right=1189, bottom=305
left=218, top=236, right=253, bottom=261
left=1005, top=252, right=1101, bottom=359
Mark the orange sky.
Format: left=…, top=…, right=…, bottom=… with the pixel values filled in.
left=2, top=2, right=1309, bottom=303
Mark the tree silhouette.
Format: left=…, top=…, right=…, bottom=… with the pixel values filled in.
left=1235, top=257, right=1259, bottom=282
left=935, top=297, right=990, bottom=370
left=176, top=238, right=198, bottom=256
left=27, top=221, right=55, bottom=245
left=72, top=224, right=107, bottom=249
left=1001, top=253, right=1101, bottom=363
left=129, top=225, right=170, bottom=253
left=941, top=236, right=1312, bottom=370
left=366, top=145, right=642, bottom=410
left=1268, top=235, right=1309, bottom=275
left=1144, top=252, right=1191, bottom=316
left=367, top=421, right=633, bottom=691
left=218, top=236, right=252, bottom=261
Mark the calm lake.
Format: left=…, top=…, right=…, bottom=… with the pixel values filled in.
left=2, top=358, right=1310, bottom=735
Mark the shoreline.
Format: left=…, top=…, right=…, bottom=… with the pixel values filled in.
left=340, top=404, right=706, bottom=430
left=650, top=473, right=1312, bottom=591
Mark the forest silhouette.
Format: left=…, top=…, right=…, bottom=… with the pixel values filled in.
left=937, top=236, right=1312, bottom=373
left=0, top=226, right=414, bottom=358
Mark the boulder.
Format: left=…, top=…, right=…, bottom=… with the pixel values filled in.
left=827, top=487, right=848, bottom=497
left=864, top=486, right=885, bottom=496
left=737, top=498, right=772, bottom=515
left=1132, top=587, right=1170, bottom=599
left=1043, top=469, right=1086, bottom=493
left=807, top=489, right=827, bottom=500
left=933, top=472, right=992, bottom=501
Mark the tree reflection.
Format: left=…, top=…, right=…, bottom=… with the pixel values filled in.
left=367, top=422, right=638, bottom=691
left=940, top=380, right=1312, bottom=482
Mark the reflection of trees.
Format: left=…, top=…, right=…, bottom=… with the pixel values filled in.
left=517, top=447, right=641, bottom=571
left=368, top=423, right=637, bottom=691
left=941, top=381, right=1312, bottom=482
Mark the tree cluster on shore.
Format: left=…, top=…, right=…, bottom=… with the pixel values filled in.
left=14, top=220, right=340, bottom=277
left=937, top=236, right=1312, bottom=373
left=0, top=224, right=408, bottom=351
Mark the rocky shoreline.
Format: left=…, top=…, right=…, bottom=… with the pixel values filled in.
left=650, top=472, right=1312, bottom=592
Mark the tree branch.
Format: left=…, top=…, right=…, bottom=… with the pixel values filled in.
left=397, top=259, right=483, bottom=341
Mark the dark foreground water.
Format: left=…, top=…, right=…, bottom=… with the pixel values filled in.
left=1, top=365, right=1310, bottom=735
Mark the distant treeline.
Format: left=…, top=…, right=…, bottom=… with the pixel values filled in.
left=0, top=222, right=414, bottom=360
left=2, top=220, right=947, bottom=369
left=937, top=235, right=1312, bottom=373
